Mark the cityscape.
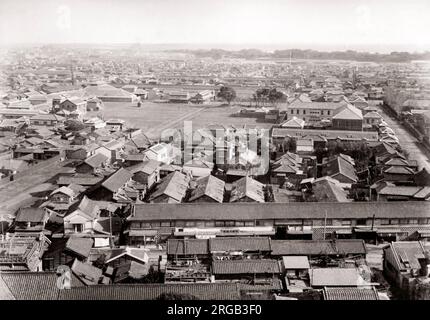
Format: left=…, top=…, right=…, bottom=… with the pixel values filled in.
left=0, top=0, right=430, bottom=303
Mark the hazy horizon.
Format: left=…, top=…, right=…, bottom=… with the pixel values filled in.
left=2, top=42, right=429, bottom=55
left=1, top=0, right=430, bottom=53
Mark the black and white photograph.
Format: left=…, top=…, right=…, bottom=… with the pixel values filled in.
left=0, top=0, right=430, bottom=307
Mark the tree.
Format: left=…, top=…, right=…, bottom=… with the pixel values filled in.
left=268, top=88, right=286, bottom=106
left=217, top=86, right=236, bottom=105
left=255, top=88, right=270, bottom=107
left=254, top=88, right=285, bottom=107
left=65, top=119, right=85, bottom=132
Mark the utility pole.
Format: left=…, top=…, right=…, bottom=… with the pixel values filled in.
left=109, top=209, right=113, bottom=249
left=70, top=62, right=75, bottom=86
left=323, top=210, right=328, bottom=240
left=0, top=216, right=3, bottom=240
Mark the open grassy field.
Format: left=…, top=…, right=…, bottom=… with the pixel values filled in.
left=89, top=101, right=274, bottom=140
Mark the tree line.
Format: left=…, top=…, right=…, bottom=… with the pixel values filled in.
left=167, top=48, right=430, bottom=63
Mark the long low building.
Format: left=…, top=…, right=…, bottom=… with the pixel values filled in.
left=0, top=272, right=244, bottom=300
left=127, top=202, right=430, bottom=243
left=0, top=108, right=39, bottom=119
left=271, top=128, right=379, bottom=142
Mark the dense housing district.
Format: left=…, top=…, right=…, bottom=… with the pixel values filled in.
left=0, top=45, right=430, bottom=300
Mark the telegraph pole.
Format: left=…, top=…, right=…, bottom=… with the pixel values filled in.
left=323, top=210, right=328, bottom=240
left=109, top=209, right=113, bottom=249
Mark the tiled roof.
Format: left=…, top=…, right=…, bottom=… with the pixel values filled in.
left=230, top=176, right=265, bottom=203
left=140, top=160, right=161, bottom=175
left=103, top=140, right=124, bottom=151
left=413, top=186, right=430, bottom=199
left=65, top=237, right=94, bottom=258
left=280, top=116, right=305, bottom=128
left=323, top=156, right=358, bottom=183
left=32, top=113, right=65, bottom=121
left=15, top=208, right=46, bottom=223
left=271, top=239, right=366, bottom=256
left=212, top=259, right=281, bottom=275
left=50, top=186, right=76, bottom=198
left=282, top=256, right=310, bottom=269
left=0, top=275, right=15, bottom=300
left=105, top=248, right=149, bottom=264
left=310, top=268, right=368, bottom=287
left=150, top=171, right=190, bottom=202
left=130, top=202, right=430, bottom=221
left=124, top=154, right=147, bottom=162
left=83, top=85, right=137, bottom=99
left=390, top=241, right=428, bottom=270
left=188, top=175, right=225, bottom=203
left=102, top=168, right=132, bottom=193
left=363, top=111, right=382, bottom=118
left=384, top=158, right=410, bottom=166
left=184, top=159, right=214, bottom=169
left=130, top=133, right=152, bottom=149
left=384, top=166, right=415, bottom=175
left=312, top=176, right=350, bottom=202
left=167, top=239, right=209, bottom=256
left=272, top=128, right=378, bottom=141
left=323, top=287, right=379, bottom=300
left=378, top=186, right=423, bottom=197
left=332, top=104, right=363, bottom=120
left=0, top=273, right=59, bottom=300
left=58, top=283, right=241, bottom=300
left=273, top=163, right=300, bottom=174
left=57, top=175, right=103, bottom=186
left=84, top=153, right=109, bottom=168
left=71, top=259, right=103, bottom=286
left=76, top=196, right=100, bottom=218
left=210, top=237, right=271, bottom=252
left=288, top=101, right=342, bottom=110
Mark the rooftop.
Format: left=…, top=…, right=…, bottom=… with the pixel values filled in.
left=390, top=241, right=430, bottom=271
left=272, top=128, right=378, bottom=141
left=271, top=239, right=366, bottom=256
left=310, top=268, right=369, bottom=287
left=130, top=202, right=430, bottom=221
left=210, top=237, right=271, bottom=253
left=323, top=287, right=379, bottom=300
left=15, top=208, right=47, bottom=223
left=149, top=171, right=190, bottom=203
left=230, top=176, right=265, bottom=203
left=167, top=239, right=209, bottom=256
left=188, top=175, right=225, bottom=203
left=65, top=237, right=94, bottom=258
left=102, top=168, right=133, bottom=193
left=212, top=259, right=281, bottom=275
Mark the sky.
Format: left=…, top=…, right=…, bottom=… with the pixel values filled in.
left=1, top=0, right=430, bottom=52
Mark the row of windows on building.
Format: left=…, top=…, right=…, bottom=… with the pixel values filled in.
left=32, top=120, right=54, bottom=125
left=131, top=218, right=430, bottom=229
left=290, top=109, right=332, bottom=116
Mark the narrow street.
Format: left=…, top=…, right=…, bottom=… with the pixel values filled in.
left=0, top=159, right=74, bottom=216
left=376, top=104, right=430, bottom=172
